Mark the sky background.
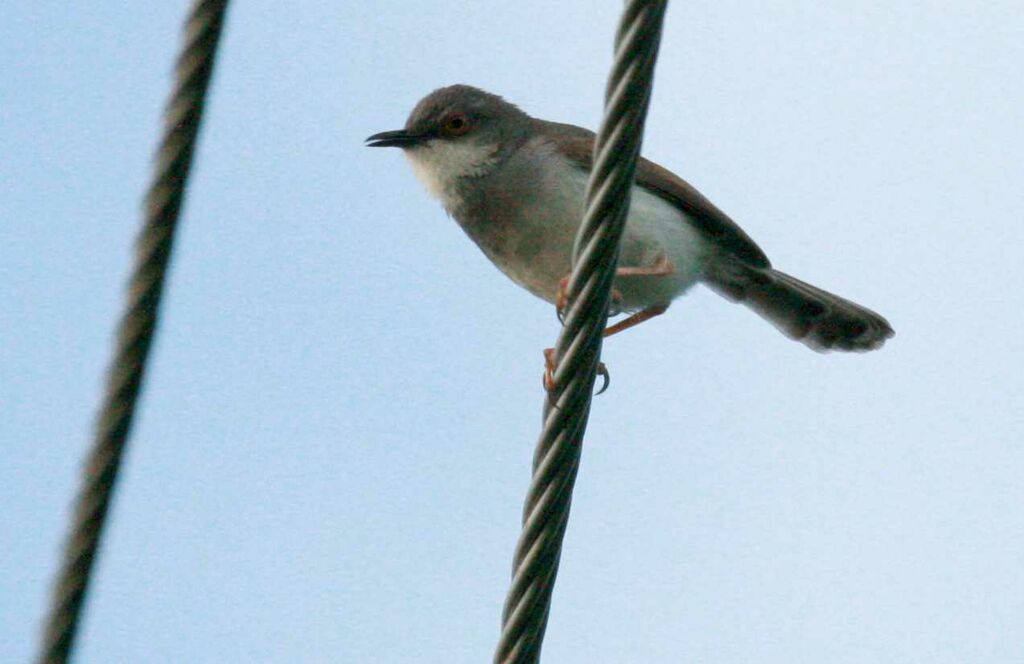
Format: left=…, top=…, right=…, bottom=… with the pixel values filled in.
left=3, top=2, right=1023, bottom=662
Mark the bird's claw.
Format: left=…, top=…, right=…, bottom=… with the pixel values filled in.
left=543, top=348, right=611, bottom=399
left=595, top=362, right=610, bottom=395
left=555, top=277, right=570, bottom=324
left=543, top=348, right=557, bottom=392
left=555, top=276, right=624, bottom=324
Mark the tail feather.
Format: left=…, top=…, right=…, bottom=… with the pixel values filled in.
left=703, top=259, right=894, bottom=352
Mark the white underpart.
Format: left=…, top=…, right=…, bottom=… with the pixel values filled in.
left=402, top=136, right=709, bottom=312
left=546, top=159, right=710, bottom=309
left=405, top=139, right=498, bottom=202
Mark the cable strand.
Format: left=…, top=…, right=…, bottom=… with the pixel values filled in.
left=493, top=2, right=669, bottom=662
left=35, top=2, right=231, bottom=662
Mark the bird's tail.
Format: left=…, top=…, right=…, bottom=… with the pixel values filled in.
left=702, top=259, right=894, bottom=352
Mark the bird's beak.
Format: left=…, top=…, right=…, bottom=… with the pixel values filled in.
left=365, top=129, right=424, bottom=148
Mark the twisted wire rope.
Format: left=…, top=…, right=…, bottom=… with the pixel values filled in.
left=36, top=2, right=231, bottom=662
left=494, top=1, right=669, bottom=662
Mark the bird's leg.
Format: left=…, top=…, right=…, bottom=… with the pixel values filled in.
left=543, top=348, right=557, bottom=392
left=554, top=276, right=570, bottom=322
left=555, top=253, right=673, bottom=322
left=555, top=253, right=674, bottom=318
left=543, top=348, right=610, bottom=396
left=602, top=303, right=669, bottom=338
left=601, top=253, right=674, bottom=336
left=555, top=275, right=622, bottom=323
left=613, top=253, right=675, bottom=278
left=543, top=302, right=667, bottom=395
left=546, top=254, right=674, bottom=394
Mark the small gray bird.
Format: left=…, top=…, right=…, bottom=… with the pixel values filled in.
left=367, top=85, right=893, bottom=352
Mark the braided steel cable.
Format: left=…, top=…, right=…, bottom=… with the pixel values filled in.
left=35, top=2, right=231, bottom=662
left=494, top=1, right=669, bottom=662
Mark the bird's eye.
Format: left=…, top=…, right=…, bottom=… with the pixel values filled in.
left=442, top=113, right=471, bottom=137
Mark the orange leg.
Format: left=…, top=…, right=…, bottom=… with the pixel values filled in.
left=602, top=303, right=670, bottom=338
left=546, top=255, right=675, bottom=394
left=555, top=276, right=570, bottom=314
left=613, top=253, right=674, bottom=278
left=543, top=348, right=610, bottom=395
left=543, top=348, right=557, bottom=392
left=555, top=277, right=623, bottom=322
left=543, top=303, right=667, bottom=394
left=554, top=255, right=673, bottom=321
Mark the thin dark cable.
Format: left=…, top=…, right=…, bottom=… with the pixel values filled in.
left=36, top=2, right=231, bottom=662
left=493, top=1, right=669, bottom=662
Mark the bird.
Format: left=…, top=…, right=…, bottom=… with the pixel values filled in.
left=366, top=84, right=893, bottom=355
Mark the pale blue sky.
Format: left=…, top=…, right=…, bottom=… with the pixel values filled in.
left=3, top=2, right=1022, bottom=662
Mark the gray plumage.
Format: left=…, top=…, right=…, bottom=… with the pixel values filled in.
left=367, top=84, right=893, bottom=352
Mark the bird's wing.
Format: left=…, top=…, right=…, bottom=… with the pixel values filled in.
left=536, top=119, right=770, bottom=268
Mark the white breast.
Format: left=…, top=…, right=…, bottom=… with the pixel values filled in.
left=404, top=140, right=499, bottom=203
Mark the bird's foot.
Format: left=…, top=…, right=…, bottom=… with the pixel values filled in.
left=602, top=303, right=670, bottom=338
left=543, top=348, right=610, bottom=399
left=555, top=276, right=623, bottom=323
